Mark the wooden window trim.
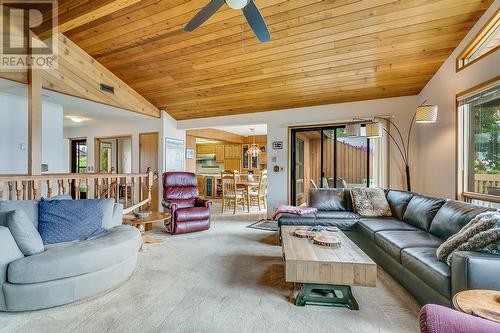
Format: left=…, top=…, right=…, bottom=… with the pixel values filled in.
left=456, top=8, right=500, bottom=72
left=455, top=76, right=500, bottom=203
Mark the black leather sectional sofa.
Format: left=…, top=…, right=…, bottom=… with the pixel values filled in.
left=277, top=189, right=500, bottom=306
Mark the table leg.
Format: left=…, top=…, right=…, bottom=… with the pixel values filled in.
left=295, top=284, right=359, bottom=310
left=246, top=189, right=250, bottom=213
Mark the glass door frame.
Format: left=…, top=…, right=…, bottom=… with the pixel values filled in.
left=290, top=125, right=371, bottom=205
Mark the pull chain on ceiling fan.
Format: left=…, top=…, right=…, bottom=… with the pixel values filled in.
left=184, top=0, right=271, bottom=43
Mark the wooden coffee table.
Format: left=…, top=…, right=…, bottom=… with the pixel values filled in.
left=453, top=289, right=500, bottom=323
left=281, top=226, right=377, bottom=310
left=123, top=212, right=170, bottom=245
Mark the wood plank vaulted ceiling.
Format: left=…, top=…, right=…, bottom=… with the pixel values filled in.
left=65, top=0, right=494, bottom=120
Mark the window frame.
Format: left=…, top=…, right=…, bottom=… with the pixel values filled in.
left=456, top=8, right=500, bottom=72
left=456, top=76, right=500, bottom=206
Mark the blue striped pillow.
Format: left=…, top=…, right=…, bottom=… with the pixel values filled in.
left=38, top=198, right=106, bottom=245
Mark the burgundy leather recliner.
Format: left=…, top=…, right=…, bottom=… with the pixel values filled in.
left=162, top=172, right=211, bottom=234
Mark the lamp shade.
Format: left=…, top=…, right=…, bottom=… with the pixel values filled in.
left=345, top=123, right=361, bottom=137
left=416, top=104, right=438, bottom=123
left=366, top=122, right=382, bottom=138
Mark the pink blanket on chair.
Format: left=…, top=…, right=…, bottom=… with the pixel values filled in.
left=272, top=205, right=317, bottom=220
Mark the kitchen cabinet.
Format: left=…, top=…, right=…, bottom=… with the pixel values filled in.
left=224, top=144, right=241, bottom=159
left=224, top=159, right=240, bottom=171
left=215, top=145, right=225, bottom=163
left=259, top=152, right=267, bottom=165
left=197, top=144, right=216, bottom=155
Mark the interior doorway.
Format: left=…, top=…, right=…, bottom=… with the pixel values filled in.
left=95, top=136, right=133, bottom=174
left=70, top=138, right=88, bottom=198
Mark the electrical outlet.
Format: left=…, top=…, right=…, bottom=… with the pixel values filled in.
left=19, top=143, right=27, bottom=151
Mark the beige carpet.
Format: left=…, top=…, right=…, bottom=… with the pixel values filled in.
left=0, top=220, right=420, bottom=333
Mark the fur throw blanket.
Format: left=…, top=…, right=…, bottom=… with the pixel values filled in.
left=436, top=211, right=500, bottom=265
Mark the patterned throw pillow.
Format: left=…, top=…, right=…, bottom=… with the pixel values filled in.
left=350, top=188, right=392, bottom=217
left=38, top=198, right=106, bottom=245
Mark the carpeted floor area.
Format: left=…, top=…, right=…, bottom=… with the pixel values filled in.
left=0, top=220, right=420, bottom=333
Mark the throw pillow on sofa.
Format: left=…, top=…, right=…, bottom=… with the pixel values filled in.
left=350, top=188, right=392, bottom=217
left=38, top=198, right=106, bottom=245
left=436, top=211, right=500, bottom=265
left=1, top=210, right=44, bottom=256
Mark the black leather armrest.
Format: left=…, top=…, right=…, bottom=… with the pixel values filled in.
left=451, top=251, right=500, bottom=296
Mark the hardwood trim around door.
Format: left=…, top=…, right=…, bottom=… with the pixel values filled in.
left=139, top=132, right=160, bottom=229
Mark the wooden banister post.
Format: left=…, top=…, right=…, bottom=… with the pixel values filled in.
left=147, top=167, right=153, bottom=210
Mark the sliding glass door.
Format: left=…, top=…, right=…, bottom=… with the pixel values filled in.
left=291, top=125, right=379, bottom=206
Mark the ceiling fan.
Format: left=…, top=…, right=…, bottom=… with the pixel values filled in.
left=184, top=0, right=271, bottom=43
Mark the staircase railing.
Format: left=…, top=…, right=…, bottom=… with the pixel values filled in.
left=0, top=168, right=155, bottom=209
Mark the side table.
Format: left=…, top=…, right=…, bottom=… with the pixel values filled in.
left=123, top=212, right=170, bottom=246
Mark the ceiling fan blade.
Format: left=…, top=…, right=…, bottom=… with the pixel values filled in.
left=242, top=0, right=271, bottom=43
left=184, top=0, right=225, bottom=32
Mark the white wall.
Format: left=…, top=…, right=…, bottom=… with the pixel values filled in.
left=0, top=91, right=67, bottom=174
left=177, top=95, right=418, bottom=216
left=415, top=1, right=500, bottom=199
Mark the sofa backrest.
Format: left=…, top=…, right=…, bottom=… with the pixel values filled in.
left=429, top=200, right=493, bottom=240
left=386, top=190, right=415, bottom=220
left=0, top=198, right=121, bottom=230
left=403, top=195, right=446, bottom=231
left=308, top=188, right=353, bottom=211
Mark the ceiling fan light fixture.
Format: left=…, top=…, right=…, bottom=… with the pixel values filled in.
left=226, top=0, right=249, bottom=9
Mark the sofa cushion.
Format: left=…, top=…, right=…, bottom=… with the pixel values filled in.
left=429, top=200, right=493, bottom=240
left=374, top=230, right=444, bottom=262
left=38, top=198, right=106, bottom=245
left=8, top=225, right=141, bottom=284
left=357, top=217, right=420, bottom=240
left=277, top=213, right=316, bottom=226
left=401, top=247, right=451, bottom=297
left=308, top=189, right=350, bottom=211
left=0, top=200, right=39, bottom=228
left=315, top=211, right=359, bottom=219
left=403, top=195, right=446, bottom=231
left=175, top=207, right=209, bottom=223
left=386, top=190, right=415, bottom=220
left=3, top=210, right=44, bottom=256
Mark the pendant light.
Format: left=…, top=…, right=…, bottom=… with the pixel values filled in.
left=247, top=128, right=261, bottom=157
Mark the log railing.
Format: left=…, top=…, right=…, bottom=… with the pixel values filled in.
left=0, top=168, right=156, bottom=209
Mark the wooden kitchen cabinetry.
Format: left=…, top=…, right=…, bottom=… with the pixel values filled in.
left=224, top=159, right=241, bottom=171
left=197, top=144, right=216, bottom=155
left=224, top=144, right=241, bottom=159
left=215, top=145, right=225, bottom=163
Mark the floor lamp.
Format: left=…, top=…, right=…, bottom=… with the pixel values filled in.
left=365, top=102, right=438, bottom=191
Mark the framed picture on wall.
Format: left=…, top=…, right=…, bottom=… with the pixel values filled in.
left=186, top=148, right=195, bottom=159
left=165, top=138, right=185, bottom=171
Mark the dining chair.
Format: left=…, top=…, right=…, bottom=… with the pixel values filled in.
left=221, top=170, right=246, bottom=214
left=249, top=170, right=267, bottom=211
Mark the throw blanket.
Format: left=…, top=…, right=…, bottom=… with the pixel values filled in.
left=272, top=205, right=317, bottom=221
left=436, top=211, right=500, bottom=265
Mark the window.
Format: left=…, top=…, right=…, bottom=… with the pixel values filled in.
left=290, top=125, right=386, bottom=206
left=457, top=81, right=500, bottom=208
left=457, top=9, right=499, bottom=71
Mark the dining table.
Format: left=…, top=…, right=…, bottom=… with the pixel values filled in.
left=236, top=180, right=259, bottom=212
